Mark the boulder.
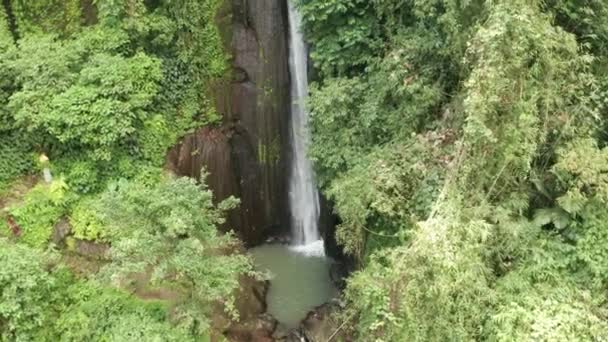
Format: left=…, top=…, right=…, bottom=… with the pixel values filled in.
left=52, top=217, right=71, bottom=246
left=225, top=313, right=278, bottom=342
left=300, top=300, right=351, bottom=342
left=234, top=275, right=269, bottom=320
left=73, top=239, right=110, bottom=260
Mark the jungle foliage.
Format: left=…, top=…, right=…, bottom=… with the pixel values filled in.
left=0, top=1, right=251, bottom=340
left=299, top=0, right=608, bottom=340
left=0, top=0, right=228, bottom=191
left=0, top=239, right=203, bottom=341
left=1, top=177, right=252, bottom=341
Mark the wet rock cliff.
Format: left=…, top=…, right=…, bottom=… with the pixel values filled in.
left=167, top=0, right=290, bottom=246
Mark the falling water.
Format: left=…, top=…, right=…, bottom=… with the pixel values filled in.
left=287, top=0, right=322, bottom=252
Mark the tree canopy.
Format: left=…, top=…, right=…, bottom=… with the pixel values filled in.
left=0, top=1, right=252, bottom=340
left=299, top=0, right=608, bottom=340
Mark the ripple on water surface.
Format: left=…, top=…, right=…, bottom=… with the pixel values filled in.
left=250, top=242, right=337, bottom=328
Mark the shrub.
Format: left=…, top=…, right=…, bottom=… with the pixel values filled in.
left=56, top=282, right=195, bottom=342
left=9, top=179, right=68, bottom=248
left=70, top=199, right=108, bottom=242
left=81, top=177, right=253, bottom=329
left=0, top=240, right=61, bottom=341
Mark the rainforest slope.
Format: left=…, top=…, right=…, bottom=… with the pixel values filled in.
left=0, top=1, right=254, bottom=341
left=299, top=0, right=608, bottom=340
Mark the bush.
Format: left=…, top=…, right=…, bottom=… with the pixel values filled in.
left=0, top=138, right=34, bottom=191
left=77, top=177, right=253, bottom=329
left=0, top=239, right=204, bottom=341
left=9, top=179, right=68, bottom=248
left=0, top=240, right=61, bottom=341
left=56, top=282, right=195, bottom=342
left=345, top=205, right=495, bottom=342
left=70, top=199, right=108, bottom=242
left=7, top=30, right=162, bottom=161
left=302, top=0, right=608, bottom=340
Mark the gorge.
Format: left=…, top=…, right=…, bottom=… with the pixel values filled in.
left=162, top=0, right=342, bottom=336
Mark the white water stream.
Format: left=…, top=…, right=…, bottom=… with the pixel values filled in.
left=287, top=0, right=322, bottom=255
left=249, top=3, right=336, bottom=329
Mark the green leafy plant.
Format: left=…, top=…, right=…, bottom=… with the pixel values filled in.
left=9, top=179, right=68, bottom=248
left=301, top=0, right=608, bottom=340
left=69, top=199, right=108, bottom=242
left=0, top=239, right=61, bottom=341
left=0, top=239, right=206, bottom=341
left=0, top=1, right=247, bottom=340
left=79, top=176, right=254, bottom=330
left=0, top=139, right=34, bottom=191
left=7, top=29, right=162, bottom=161
left=56, top=282, right=195, bottom=342
left=297, top=0, right=382, bottom=76
left=11, top=0, right=82, bottom=36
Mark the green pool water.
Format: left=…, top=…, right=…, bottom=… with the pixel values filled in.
left=250, top=243, right=337, bottom=328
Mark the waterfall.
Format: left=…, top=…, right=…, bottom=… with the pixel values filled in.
left=287, top=0, right=322, bottom=251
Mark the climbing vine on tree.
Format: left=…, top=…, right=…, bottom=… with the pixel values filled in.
left=299, top=0, right=608, bottom=340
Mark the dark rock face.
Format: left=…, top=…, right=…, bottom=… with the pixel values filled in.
left=80, top=0, right=98, bottom=25
left=167, top=0, right=290, bottom=246
left=220, top=276, right=276, bottom=342
left=319, top=196, right=340, bottom=258
left=321, top=197, right=356, bottom=287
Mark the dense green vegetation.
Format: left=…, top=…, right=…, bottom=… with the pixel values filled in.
left=0, top=0, right=252, bottom=340
left=0, top=175, right=253, bottom=339
left=0, top=236, right=218, bottom=341
left=0, top=0, right=227, bottom=192
left=299, top=0, right=608, bottom=340
left=1, top=176, right=252, bottom=340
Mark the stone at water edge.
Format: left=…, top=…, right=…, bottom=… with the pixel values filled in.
left=300, top=300, right=351, bottom=342
left=224, top=313, right=278, bottom=342
left=233, top=275, right=269, bottom=320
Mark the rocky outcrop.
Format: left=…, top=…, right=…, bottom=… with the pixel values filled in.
left=167, top=0, right=290, bottom=246
left=225, top=313, right=278, bottom=342
left=321, top=198, right=356, bottom=288
left=80, top=0, right=98, bottom=26
left=221, top=276, right=276, bottom=342
left=300, top=300, right=351, bottom=342
left=52, top=217, right=71, bottom=246
left=234, top=275, right=269, bottom=319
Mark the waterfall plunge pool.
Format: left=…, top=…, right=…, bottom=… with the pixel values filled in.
left=250, top=242, right=337, bottom=328
left=252, top=0, right=337, bottom=330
